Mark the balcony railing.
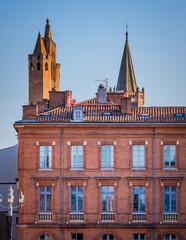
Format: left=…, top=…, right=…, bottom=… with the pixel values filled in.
left=70, top=213, right=84, bottom=222
left=39, top=213, right=52, bottom=222
left=164, top=213, right=177, bottom=222
left=101, top=213, right=115, bottom=222
left=132, top=213, right=146, bottom=222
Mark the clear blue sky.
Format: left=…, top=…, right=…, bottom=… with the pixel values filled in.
left=0, top=0, right=186, bottom=149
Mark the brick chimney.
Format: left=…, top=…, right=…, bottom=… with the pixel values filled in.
left=120, top=97, right=131, bottom=115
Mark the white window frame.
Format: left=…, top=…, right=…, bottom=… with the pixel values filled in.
left=132, top=145, right=145, bottom=168
left=39, top=146, right=52, bottom=169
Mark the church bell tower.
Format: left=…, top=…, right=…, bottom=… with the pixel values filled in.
left=28, top=19, right=60, bottom=105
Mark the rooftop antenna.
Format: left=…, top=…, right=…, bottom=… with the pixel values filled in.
left=95, top=77, right=109, bottom=91
left=126, top=21, right=128, bottom=32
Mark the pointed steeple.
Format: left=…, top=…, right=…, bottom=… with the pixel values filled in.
left=116, top=28, right=137, bottom=92
left=33, top=32, right=47, bottom=56
left=44, top=18, right=52, bottom=40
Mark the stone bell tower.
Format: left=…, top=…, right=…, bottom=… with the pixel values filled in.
left=28, top=19, right=60, bottom=105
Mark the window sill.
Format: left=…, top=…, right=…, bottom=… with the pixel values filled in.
left=163, top=168, right=177, bottom=171
left=132, top=168, right=146, bottom=170
left=38, top=168, right=53, bottom=171
left=100, top=167, right=114, bottom=170
left=70, top=168, right=84, bottom=170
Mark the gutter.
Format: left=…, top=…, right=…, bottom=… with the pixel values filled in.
left=153, top=127, right=156, bottom=240
left=61, top=129, right=64, bottom=240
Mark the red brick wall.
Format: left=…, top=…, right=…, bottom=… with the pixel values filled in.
left=15, top=123, right=186, bottom=240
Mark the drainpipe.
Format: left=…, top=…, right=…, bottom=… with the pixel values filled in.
left=153, top=127, right=156, bottom=240
left=61, top=129, right=64, bottom=240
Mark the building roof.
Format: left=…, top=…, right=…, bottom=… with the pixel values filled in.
left=33, top=32, right=47, bottom=56
left=116, top=31, right=137, bottom=92
left=37, top=103, right=186, bottom=123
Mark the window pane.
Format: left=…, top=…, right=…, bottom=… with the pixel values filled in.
left=39, top=146, right=52, bottom=169
left=171, top=195, right=176, bottom=212
left=164, top=195, right=170, bottom=212
left=77, top=233, right=83, bottom=240
left=71, top=234, right=76, bottom=240
left=164, top=145, right=176, bottom=168
left=133, top=234, right=138, bottom=240
left=132, top=145, right=145, bottom=168
left=133, top=194, right=139, bottom=211
left=140, top=194, right=146, bottom=212
left=78, top=186, right=83, bottom=193
left=40, top=194, right=45, bottom=211
left=102, top=235, right=107, bottom=240
left=164, top=235, right=170, bottom=240
left=78, top=195, right=83, bottom=212
left=140, top=234, right=145, bottom=240
left=101, top=145, right=113, bottom=168
left=108, top=194, right=114, bottom=212
left=71, top=193, right=76, bottom=211
left=47, top=194, right=52, bottom=212
left=102, top=194, right=107, bottom=211
left=71, top=146, right=83, bottom=168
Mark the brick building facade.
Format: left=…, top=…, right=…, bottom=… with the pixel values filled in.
left=14, top=20, right=186, bottom=240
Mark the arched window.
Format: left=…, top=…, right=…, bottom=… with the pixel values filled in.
left=37, top=62, right=40, bottom=71
left=45, top=62, right=48, bottom=71
left=39, top=234, right=52, bottom=240
left=164, top=235, right=176, bottom=240
left=30, top=63, right=33, bottom=71
left=102, top=234, right=114, bottom=240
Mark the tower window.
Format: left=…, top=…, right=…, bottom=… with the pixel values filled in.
left=30, top=63, right=33, bottom=71
left=45, top=63, right=48, bottom=71
left=37, top=62, right=40, bottom=71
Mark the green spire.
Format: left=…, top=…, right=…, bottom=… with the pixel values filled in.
left=116, top=27, right=137, bottom=92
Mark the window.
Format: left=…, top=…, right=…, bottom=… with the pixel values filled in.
left=132, top=145, right=145, bottom=168
left=163, top=145, right=176, bottom=168
left=71, top=146, right=83, bottom=168
left=72, top=107, right=83, bottom=121
left=164, top=235, right=176, bottom=240
left=45, top=62, right=48, bottom=71
left=101, top=145, right=114, bottom=168
left=71, top=186, right=83, bottom=212
left=164, top=186, right=177, bottom=212
left=39, top=146, right=52, bottom=169
left=133, top=234, right=145, bottom=240
left=30, top=62, right=33, bottom=71
left=39, top=186, right=52, bottom=212
left=102, top=234, right=114, bottom=240
left=101, top=186, right=114, bottom=212
left=37, top=62, right=40, bottom=70
left=39, top=235, right=52, bottom=240
left=133, top=186, right=146, bottom=212
left=71, top=233, right=83, bottom=240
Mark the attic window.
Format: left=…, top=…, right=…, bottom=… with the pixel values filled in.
left=37, top=62, right=40, bottom=71
left=174, top=113, right=184, bottom=117
left=72, top=107, right=83, bottom=121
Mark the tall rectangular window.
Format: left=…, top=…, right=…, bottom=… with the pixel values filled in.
left=71, top=186, right=83, bottom=212
left=39, top=186, right=52, bottom=212
left=101, top=186, right=114, bottom=212
left=133, top=186, right=146, bottom=212
left=39, top=146, right=52, bottom=169
left=133, top=234, right=145, bottom=240
left=164, top=186, right=177, bottom=212
left=163, top=145, right=176, bottom=168
left=71, top=233, right=83, bottom=240
left=132, top=145, right=145, bottom=168
left=101, top=145, right=114, bottom=168
left=71, top=146, right=83, bottom=168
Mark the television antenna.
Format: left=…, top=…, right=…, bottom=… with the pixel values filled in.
left=95, top=77, right=109, bottom=91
